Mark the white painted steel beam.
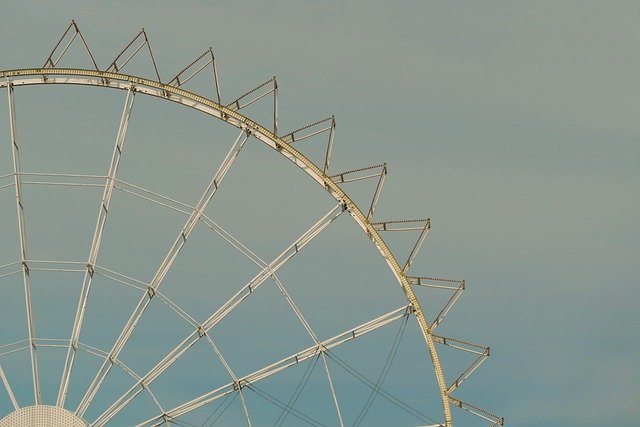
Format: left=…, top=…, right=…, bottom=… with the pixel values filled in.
left=57, top=86, right=136, bottom=408
left=0, top=363, right=18, bottom=410
left=7, top=82, right=41, bottom=405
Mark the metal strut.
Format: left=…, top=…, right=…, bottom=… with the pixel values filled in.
left=407, top=276, right=465, bottom=330
left=168, top=47, right=221, bottom=105
left=7, top=82, right=42, bottom=405
left=0, top=363, right=18, bottom=410
left=43, top=20, right=99, bottom=70
left=226, top=77, right=278, bottom=134
left=371, top=218, right=431, bottom=272
left=57, top=86, right=136, bottom=407
left=106, top=29, right=161, bottom=82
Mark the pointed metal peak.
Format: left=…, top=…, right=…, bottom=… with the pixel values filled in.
left=43, top=20, right=99, bottom=70
left=106, top=28, right=161, bottom=82
left=281, top=116, right=336, bottom=172
left=226, top=76, right=278, bottom=133
left=168, top=47, right=221, bottom=104
left=331, top=163, right=387, bottom=219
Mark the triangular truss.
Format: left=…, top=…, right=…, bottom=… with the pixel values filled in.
left=281, top=116, right=336, bottom=173
left=372, top=218, right=430, bottom=272
left=406, top=275, right=464, bottom=330
left=226, top=76, right=278, bottom=134
left=43, top=20, right=99, bottom=70
left=330, top=163, right=386, bottom=219
left=167, top=48, right=221, bottom=104
left=407, top=274, right=502, bottom=425
left=106, top=29, right=161, bottom=82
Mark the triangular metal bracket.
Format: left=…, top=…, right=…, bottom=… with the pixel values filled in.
left=226, top=77, right=278, bottom=134
left=168, top=47, right=221, bottom=104
left=331, top=163, right=387, bottom=220
left=372, top=218, right=430, bottom=272
left=280, top=116, right=336, bottom=174
left=106, top=29, right=161, bottom=82
left=449, top=396, right=504, bottom=426
left=433, top=334, right=490, bottom=394
left=43, top=20, right=99, bottom=70
left=406, top=275, right=464, bottom=330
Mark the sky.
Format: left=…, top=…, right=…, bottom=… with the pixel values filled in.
left=0, top=1, right=639, bottom=426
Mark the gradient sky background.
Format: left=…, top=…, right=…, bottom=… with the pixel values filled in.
left=0, top=2, right=639, bottom=426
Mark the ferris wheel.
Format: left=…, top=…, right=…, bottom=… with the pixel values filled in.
left=0, top=21, right=502, bottom=426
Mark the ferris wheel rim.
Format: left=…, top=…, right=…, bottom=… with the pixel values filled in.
left=0, top=67, right=452, bottom=425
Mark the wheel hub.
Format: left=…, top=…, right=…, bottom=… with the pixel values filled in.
left=0, top=405, right=86, bottom=427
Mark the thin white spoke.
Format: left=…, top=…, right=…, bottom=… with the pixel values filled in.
left=0, top=260, right=21, bottom=279
left=238, top=389, right=253, bottom=427
left=92, top=265, right=148, bottom=292
left=113, top=179, right=194, bottom=215
left=0, top=340, right=30, bottom=358
left=321, top=352, right=344, bottom=427
left=133, top=306, right=410, bottom=427
left=201, top=333, right=253, bottom=427
left=90, top=204, right=344, bottom=426
left=58, top=86, right=136, bottom=407
left=76, top=129, right=249, bottom=417
left=0, top=363, right=18, bottom=410
left=199, top=215, right=265, bottom=268
left=13, top=172, right=107, bottom=189
left=271, top=276, right=344, bottom=426
left=7, top=82, right=41, bottom=404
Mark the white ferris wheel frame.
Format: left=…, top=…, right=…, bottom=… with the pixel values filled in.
left=0, top=66, right=500, bottom=427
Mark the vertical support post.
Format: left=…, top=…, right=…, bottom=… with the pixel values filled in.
left=57, top=86, right=136, bottom=407
left=7, top=81, right=41, bottom=405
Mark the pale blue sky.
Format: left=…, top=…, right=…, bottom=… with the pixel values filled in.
left=0, top=2, right=638, bottom=426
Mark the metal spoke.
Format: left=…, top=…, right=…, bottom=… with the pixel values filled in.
left=113, top=179, right=194, bottom=215
left=201, top=334, right=253, bottom=426
left=268, top=275, right=344, bottom=426
left=320, top=353, right=344, bottom=427
left=76, top=129, right=249, bottom=417
left=7, top=82, right=41, bottom=404
left=0, top=260, right=21, bottom=279
left=57, top=86, right=136, bottom=407
left=0, top=363, right=18, bottom=410
left=0, top=340, right=29, bottom=358
left=19, top=172, right=107, bottom=189
left=133, top=306, right=410, bottom=427
left=89, top=203, right=343, bottom=426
